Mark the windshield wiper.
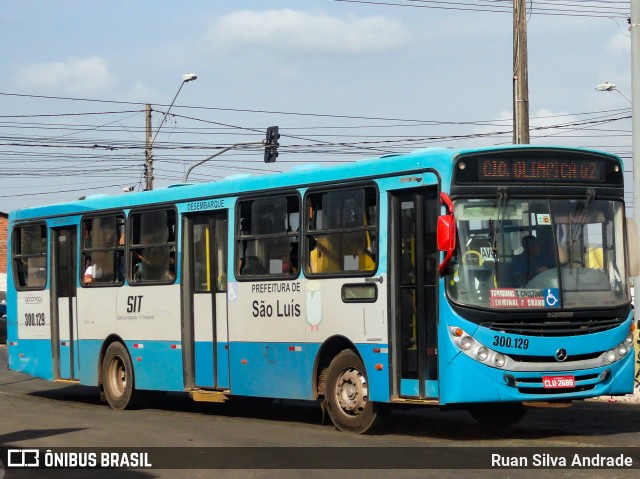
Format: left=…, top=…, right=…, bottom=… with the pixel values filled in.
left=489, top=187, right=508, bottom=284
left=567, top=188, right=595, bottom=265
left=491, top=187, right=508, bottom=258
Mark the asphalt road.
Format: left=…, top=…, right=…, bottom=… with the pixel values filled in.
left=1, top=344, right=639, bottom=479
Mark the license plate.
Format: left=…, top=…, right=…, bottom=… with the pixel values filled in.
left=542, top=375, right=575, bottom=389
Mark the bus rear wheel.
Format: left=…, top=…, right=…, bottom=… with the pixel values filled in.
left=102, top=342, right=136, bottom=410
left=324, top=349, right=379, bottom=433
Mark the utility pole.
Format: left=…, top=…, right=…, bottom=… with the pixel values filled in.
left=142, top=74, right=198, bottom=191
left=144, top=103, right=153, bottom=191
left=513, top=0, right=530, bottom=144
left=632, top=0, right=640, bottom=220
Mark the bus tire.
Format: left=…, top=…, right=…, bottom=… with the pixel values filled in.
left=102, top=342, right=137, bottom=410
left=324, top=349, right=378, bottom=433
left=468, top=403, right=527, bottom=429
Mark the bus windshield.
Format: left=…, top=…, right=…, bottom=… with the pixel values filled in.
left=446, top=197, right=629, bottom=310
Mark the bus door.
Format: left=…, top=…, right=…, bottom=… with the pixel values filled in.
left=182, top=212, right=229, bottom=390
left=390, top=187, right=439, bottom=399
left=51, top=226, right=78, bottom=380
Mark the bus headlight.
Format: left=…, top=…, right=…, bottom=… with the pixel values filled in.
left=449, top=327, right=513, bottom=370
left=611, top=334, right=633, bottom=359
left=460, top=336, right=475, bottom=351
left=624, top=333, right=633, bottom=347
left=476, top=347, right=489, bottom=362
left=606, top=350, right=617, bottom=363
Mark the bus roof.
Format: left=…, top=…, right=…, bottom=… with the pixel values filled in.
left=9, top=144, right=621, bottom=222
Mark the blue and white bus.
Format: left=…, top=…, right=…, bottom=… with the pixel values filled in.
left=6, top=145, right=638, bottom=433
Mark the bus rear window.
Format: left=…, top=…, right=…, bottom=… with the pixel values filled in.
left=12, top=224, right=47, bottom=290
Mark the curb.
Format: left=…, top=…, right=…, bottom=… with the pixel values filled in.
left=589, top=392, right=640, bottom=404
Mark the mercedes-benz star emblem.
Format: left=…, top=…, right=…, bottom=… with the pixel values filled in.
left=555, top=348, right=568, bottom=362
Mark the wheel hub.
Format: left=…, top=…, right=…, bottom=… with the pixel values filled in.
left=335, top=367, right=368, bottom=415
left=108, top=356, right=127, bottom=397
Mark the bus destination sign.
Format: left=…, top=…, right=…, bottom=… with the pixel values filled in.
left=478, top=158, right=605, bottom=183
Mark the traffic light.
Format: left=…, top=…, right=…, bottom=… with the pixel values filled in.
left=264, top=126, right=280, bottom=163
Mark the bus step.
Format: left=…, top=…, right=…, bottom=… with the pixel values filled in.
left=189, top=389, right=230, bottom=403
left=522, top=401, right=573, bottom=408
left=54, top=379, right=80, bottom=384
left=390, top=398, right=440, bottom=405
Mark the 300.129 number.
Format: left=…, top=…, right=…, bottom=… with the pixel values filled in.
left=24, top=312, right=46, bottom=326
left=493, top=335, right=529, bottom=350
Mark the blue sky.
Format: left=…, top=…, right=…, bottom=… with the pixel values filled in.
left=0, top=1, right=632, bottom=212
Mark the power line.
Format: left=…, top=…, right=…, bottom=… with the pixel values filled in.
left=1, top=92, right=630, bottom=126
left=0, top=91, right=632, bottom=201
left=332, top=0, right=629, bottom=18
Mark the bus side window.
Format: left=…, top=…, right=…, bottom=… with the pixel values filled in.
left=81, top=215, right=125, bottom=286
left=236, top=195, right=300, bottom=279
left=306, top=186, right=377, bottom=275
left=129, top=209, right=176, bottom=284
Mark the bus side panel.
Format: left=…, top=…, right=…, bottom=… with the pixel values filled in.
left=10, top=291, right=53, bottom=380
left=76, top=287, right=116, bottom=386
left=226, top=341, right=392, bottom=401
left=229, top=341, right=314, bottom=399
left=16, top=291, right=51, bottom=341
left=115, top=285, right=184, bottom=392
left=71, top=339, right=186, bottom=392
left=227, top=278, right=390, bottom=400
left=77, top=288, right=117, bottom=345
left=227, top=281, right=308, bottom=398
left=75, top=284, right=189, bottom=391
left=354, top=343, right=391, bottom=402
left=124, top=340, right=185, bottom=391
left=77, top=339, right=102, bottom=386
left=8, top=339, right=54, bottom=381
left=305, top=278, right=390, bottom=403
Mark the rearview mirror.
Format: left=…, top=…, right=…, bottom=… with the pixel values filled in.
left=437, top=215, right=455, bottom=251
left=438, top=192, right=456, bottom=275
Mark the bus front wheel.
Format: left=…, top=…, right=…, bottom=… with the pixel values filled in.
left=324, top=349, right=379, bottom=433
left=102, top=342, right=136, bottom=410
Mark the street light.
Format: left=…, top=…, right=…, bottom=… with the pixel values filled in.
left=182, top=127, right=280, bottom=183
left=144, top=73, right=198, bottom=190
left=595, top=82, right=632, bottom=104
left=182, top=143, right=262, bottom=183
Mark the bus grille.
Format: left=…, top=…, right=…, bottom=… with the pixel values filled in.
left=515, top=373, right=600, bottom=395
left=481, top=317, right=623, bottom=337
left=507, top=351, right=602, bottom=363
left=517, top=384, right=596, bottom=395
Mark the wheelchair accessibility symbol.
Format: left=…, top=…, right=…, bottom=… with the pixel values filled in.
left=544, top=288, right=560, bottom=307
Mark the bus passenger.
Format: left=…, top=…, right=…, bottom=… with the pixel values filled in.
left=132, top=250, right=146, bottom=282
left=83, top=257, right=102, bottom=284
left=167, top=251, right=176, bottom=281
left=513, top=235, right=555, bottom=283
